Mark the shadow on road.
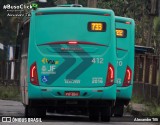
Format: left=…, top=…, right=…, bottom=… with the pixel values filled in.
left=42, top=114, right=90, bottom=122
left=39, top=113, right=134, bottom=122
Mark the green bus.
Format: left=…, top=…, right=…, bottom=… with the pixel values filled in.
left=113, top=16, right=135, bottom=117
left=16, top=7, right=117, bottom=122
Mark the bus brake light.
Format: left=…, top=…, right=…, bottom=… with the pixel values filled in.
left=68, top=41, right=78, bottom=44
left=30, top=62, right=39, bottom=85
left=106, top=63, right=114, bottom=86
left=123, top=66, right=132, bottom=87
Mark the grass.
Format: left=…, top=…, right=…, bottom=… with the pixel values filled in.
left=131, top=95, right=144, bottom=104
left=131, top=95, right=160, bottom=116
left=0, top=85, right=21, bottom=101
left=149, top=106, right=160, bottom=116
left=145, top=101, right=160, bottom=116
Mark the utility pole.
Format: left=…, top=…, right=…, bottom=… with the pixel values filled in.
left=55, top=0, right=67, bottom=4
left=151, top=0, right=157, bottom=14
left=158, top=52, right=160, bottom=104
left=158, top=0, right=160, bottom=104
left=159, top=0, right=160, bottom=17
left=87, top=0, right=97, bottom=8
left=75, top=0, right=78, bottom=4
left=146, top=0, right=157, bottom=47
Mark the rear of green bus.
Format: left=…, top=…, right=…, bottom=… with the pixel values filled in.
left=114, top=16, right=135, bottom=117
left=26, top=7, right=116, bottom=121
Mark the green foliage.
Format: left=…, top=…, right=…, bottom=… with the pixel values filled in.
left=144, top=100, right=160, bottom=116
left=0, top=0, right=159, bottom=49
left=131, top=95, right=144, bottom=104
left=98, top=1, right=149, bottom=27
left=0, top=86, right=20, bottom=101
left=97, top=0, right=150, bottom=17
left=154, top=17, right=160, bottom=33
left=153, top=17, right=160, bottom=54
left=149, top=106, right=160, bottom=116
left=97, top=0, right=158, bottom=48
left=98, top=0, right=129, bottom=16
left=131, top=95, right=160, bottom=116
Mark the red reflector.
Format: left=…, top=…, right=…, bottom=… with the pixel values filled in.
left=68, top=41, right=78, bottom=44
left=104, top=14, right=110, bottom=16
left=117, top=90, right=120, bottom=92
left=123, top=66, right=132, bottom=87
left=106, top=63, right=114, bottom=86
left=125, top=22, right=131, bottom=24
left=97, top=90, right=103, bottom=92
left=30, top=62, right=39, bottom=86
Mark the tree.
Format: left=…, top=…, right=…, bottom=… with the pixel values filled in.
left=153, top=17, right=160, bottom=54
left=97, top=0, right=157, bottom=47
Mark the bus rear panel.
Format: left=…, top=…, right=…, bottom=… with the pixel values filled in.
left=113, top=16, right=135, bottom=117
left=28, top=8, right=116, bottom=99
left=20, top=7, right=117, bottom=121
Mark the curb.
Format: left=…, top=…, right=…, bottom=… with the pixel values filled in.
left=128, top=103, right=148, bottom=117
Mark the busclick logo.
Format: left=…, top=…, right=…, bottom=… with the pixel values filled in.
left=3, top=4, right=32, bottom=10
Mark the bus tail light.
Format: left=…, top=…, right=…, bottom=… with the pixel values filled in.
left=123, top=66, right=132, bottom=87
left=104, top=14, right=110, bottom=16
left=125, top=22, right=131, bottom=24
left=106, top=63, right=114, bottom=86
left=30, top=62, right=39, bottom=85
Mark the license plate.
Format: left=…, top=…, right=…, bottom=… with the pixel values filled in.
left=65, top=91, right=80, bottom=96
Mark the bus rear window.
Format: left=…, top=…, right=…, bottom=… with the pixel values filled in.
left=116, top=29, right=127, bottom=38
left=35, top=14, right=111, bottom=45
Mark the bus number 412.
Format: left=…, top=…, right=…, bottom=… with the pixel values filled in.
left=92, top=58, right=104, bottom=64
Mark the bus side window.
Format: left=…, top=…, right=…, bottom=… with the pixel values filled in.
left=21, top=21, right=30, bottom=57
left=15, top=27, right=23, bottom=59
left=15, top=20, right=30, bottom=59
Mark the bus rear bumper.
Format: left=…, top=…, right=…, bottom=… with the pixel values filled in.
left=28, top=83, right=116, bottom=100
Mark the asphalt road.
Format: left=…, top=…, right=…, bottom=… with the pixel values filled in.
left=0, top=100, right=159, bottom=125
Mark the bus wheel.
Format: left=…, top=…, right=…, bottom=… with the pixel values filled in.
left=100, top=107, right=111, bottom=122
left=89, top=109, right=99, bottom=121
left=114, top=105, right=124, bottom=117
left=25, top=106, right=46, bottom=118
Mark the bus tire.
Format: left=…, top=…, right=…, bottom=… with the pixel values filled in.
left=114, top=105, right=124, bottom=117
left=89, top=109, right=99, bottom=121
left=47, top=107, right=55, bottom=113
left=25, top=106, right=46, bottom=118
left=100, top=107, right=111, bottom=122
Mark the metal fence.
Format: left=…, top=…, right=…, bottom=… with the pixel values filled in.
left=0, top=60, right=20, bottom=86
left=134, top=54, right=159, bottom=85
left=133, top=54, right=160, bottom=101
